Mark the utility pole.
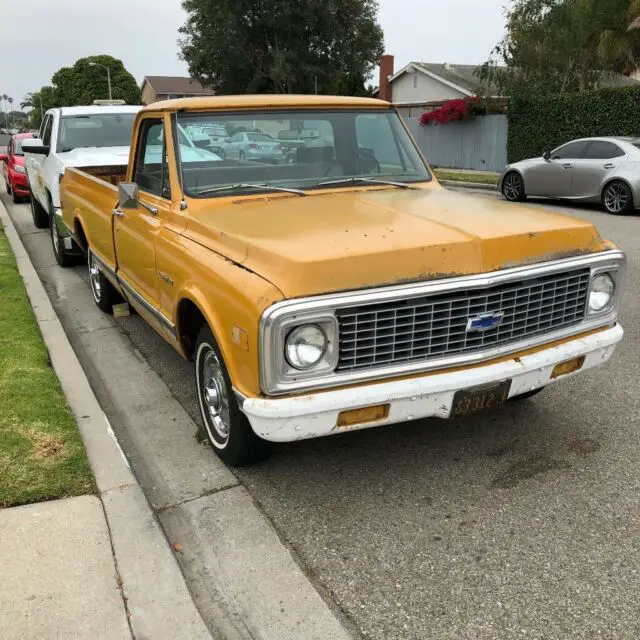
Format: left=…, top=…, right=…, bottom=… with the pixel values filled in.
left=88, top=62, right=113, bottom=101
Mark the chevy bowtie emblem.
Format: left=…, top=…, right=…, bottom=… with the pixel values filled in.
left=466, top=312, right=505, bottom=332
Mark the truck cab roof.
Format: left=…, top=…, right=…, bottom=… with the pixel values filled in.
left=142, top=95, right=391, bottom=112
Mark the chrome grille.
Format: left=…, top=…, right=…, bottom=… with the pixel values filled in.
left=336, top=268, right=591, bottom=372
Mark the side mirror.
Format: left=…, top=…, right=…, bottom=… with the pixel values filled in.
left=0, top=154, right=8, bottom=163
left=543, top=151, right=551, bottom=162
left=118, top=182, right=140, bottom=209
left=22, top=138, right=49, bottom=155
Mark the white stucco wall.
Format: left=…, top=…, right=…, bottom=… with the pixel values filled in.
left=391, top=71, right=467, bottom=104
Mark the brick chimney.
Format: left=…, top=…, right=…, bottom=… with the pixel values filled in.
left=379, top=54, right=395, bottom=102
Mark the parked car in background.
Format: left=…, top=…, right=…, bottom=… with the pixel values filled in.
left=500, top=137, right=640, bottom=215
left=222, top=131, right=285, bottom=163
left=0, top=133, right=32, bottom=202
left=21, top=104, right=141, bottom=266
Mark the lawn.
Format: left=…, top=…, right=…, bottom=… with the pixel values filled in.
left=0, top=223, right=94, bottom=507
left=433, top=169, right=499, bottom=186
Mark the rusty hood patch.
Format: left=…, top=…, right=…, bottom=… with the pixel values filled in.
left=183, top=187, right=610, bottom=298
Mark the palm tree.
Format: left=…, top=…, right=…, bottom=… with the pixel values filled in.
left=596, top=0, right=640, bottom=77
left=20, top=93, right=35, bottom=109
left=0, top=94, right=8, bottom=128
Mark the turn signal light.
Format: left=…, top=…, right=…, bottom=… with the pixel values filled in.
left=551, top=356, right=585, bottom=379
left=337, top=404, right=390, bottom=428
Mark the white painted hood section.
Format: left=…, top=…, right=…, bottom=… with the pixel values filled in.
left=59, top=146, right=131, bottom=168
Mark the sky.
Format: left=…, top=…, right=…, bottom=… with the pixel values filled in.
left=0, top=0, right=508, bottom=108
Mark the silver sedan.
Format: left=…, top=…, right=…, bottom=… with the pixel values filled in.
left=499, top=137, right=640, bottom=214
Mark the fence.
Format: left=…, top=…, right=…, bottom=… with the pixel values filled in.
left=402, top=114, right=508, bottom=173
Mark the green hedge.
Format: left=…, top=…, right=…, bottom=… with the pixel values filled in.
left=507, top=85, right=640, bottom=163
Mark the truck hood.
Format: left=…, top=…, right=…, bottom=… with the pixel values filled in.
left=184, top=186, right=609, bottom=299
left=59, top=146, right=130, bottom=168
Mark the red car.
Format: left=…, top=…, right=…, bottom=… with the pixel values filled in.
left=1, top=133, right=32, bottom=202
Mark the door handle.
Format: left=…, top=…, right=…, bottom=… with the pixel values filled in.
left=112, top=208, right=125, bottom=217
left=604, top=163, right=615, bottom=169
left=562, top=163, right=572, bottom=169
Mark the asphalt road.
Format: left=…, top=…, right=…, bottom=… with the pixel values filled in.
left=4, top=188, right=640, bottom=640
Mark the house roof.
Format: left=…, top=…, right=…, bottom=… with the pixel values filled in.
left=142, top=76, right=216, bottom=96
left=389, top=62, right=640, bottom=96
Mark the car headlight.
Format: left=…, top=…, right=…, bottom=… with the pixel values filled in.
left=588, top=273, right=615, bottom=313
left=285, top=324, right=327, bottom=370
left=14, top=165, right=26, bottom=174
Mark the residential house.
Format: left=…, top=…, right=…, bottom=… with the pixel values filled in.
left=377, top=55, right=640, bottom=112
left=140, top=76, right=216, bottom=105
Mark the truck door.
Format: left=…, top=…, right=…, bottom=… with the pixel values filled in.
left=27, top=113, right=53, bottom=207
left=114, top=117, right=172, bottom=315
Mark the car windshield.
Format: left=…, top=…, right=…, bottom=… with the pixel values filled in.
left=176, top=109, right=430, bottom=198
left=13, top=139, right=24, bottom=155
left=57, top=113, right=136, bottom=152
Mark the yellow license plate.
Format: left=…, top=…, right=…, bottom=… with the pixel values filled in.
left=451, top=380, right=512, bottom=418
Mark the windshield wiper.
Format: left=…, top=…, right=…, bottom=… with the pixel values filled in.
left=196, top=183, right=307, bottom=197
left=317, top=177, right=418, bottom=189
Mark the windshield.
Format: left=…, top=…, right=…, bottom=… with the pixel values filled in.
left=13, top=139, right=24, bottom=155
left=57, top=113, right=136, bottom=152
left=175, top=109, right=430, bottom=198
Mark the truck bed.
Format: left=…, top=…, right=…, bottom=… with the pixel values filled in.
left=80, top=164, right=128, bottom=186
left=60, top=166, right=121, bottom=271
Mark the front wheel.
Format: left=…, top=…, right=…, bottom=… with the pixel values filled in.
left=195, top=325, right=271, bottom=466
left=88, top=249, right=123, bottom=313
left=602, top=181, right=633, bottom=215
left=501, top=172, right=526, bottom=202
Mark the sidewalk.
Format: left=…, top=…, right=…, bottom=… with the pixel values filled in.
left=0, top=497, right=131, bottom=639
left=0, top=191, right=212, bottom=640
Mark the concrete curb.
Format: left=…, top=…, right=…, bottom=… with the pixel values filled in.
left=0, top=198, right=213, bottom=640
left=440, top=179, right=498, bottom=192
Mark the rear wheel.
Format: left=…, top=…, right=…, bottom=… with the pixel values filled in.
left=51, top=210, right=76, bottom=267
left=195, top=325, right=271, bottom=466
left=502, top=172, right=526, bottom=202
left=30, top=193, right=49, bottom=228
left=88, top=249, right=123, bottom=313
left=602, top=181, right=633, bottom=215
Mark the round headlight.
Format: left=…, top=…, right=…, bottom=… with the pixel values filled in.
left=285, top=325, right=327, bottom=370
left=589, top=273, right=615, bottom=312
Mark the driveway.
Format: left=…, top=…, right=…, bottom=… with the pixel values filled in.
left=3, top=189, right=640, bottom=640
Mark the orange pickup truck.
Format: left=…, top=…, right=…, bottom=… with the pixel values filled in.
left=60, top=95, right=625, bottom=466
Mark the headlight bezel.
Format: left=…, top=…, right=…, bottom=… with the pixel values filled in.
left=587, top=265, right=621, bottom=316
left=587, top=271, right=616, bottom=314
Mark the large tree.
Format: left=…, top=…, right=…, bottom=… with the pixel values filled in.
left=178, top=0, right=384, bottom=95
left=480, top=0, right=640, bottom=98
left=51, top=55, right=140, bottom=105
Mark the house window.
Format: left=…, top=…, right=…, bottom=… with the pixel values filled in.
left=413, top=73, right=418, bottom=89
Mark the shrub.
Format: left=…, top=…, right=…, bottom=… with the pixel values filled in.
left=508, top=85, right=640, bottom=162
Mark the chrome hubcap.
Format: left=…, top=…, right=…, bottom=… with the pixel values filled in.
left=88, top=254, right=102, bottom=301
left=503, top=173, right=522, bottom=200
left=605, top=184, right=628, bottom=213
left=201, top=349, right=230, bottom=440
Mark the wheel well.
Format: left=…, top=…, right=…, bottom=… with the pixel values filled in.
left=177, top=299, right=207, bottom=360
left=73, top=220, right=88, bottom=253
